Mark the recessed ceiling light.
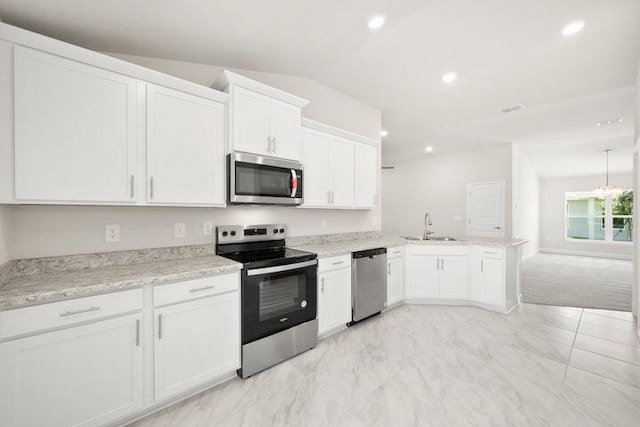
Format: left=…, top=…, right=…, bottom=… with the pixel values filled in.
left=368, top=15, right=385, bottom=30
left=380, top=129, right=388, bottom=137
left=424, top=146, right=434, bottom=154
left=562, top=21, right=584, bottom=36
left=442, top=72, right=457, bottom=84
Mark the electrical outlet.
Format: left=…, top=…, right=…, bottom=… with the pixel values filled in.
left=105, top=224, right=120, bottom=242
left=321, top=219, right=328, bottom=230
left=203, top=221, right=214, bottom=236
left=174, top=223, right=186, bottom=238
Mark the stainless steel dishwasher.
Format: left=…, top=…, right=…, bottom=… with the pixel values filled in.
left=351, top=247, right=387, bottom=324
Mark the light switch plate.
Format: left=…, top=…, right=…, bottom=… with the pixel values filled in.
left=203, top=221, right=214, bottom=236
left=105, top=224, right=120, bottom=242
left=174, top=223, right=186, bottom=238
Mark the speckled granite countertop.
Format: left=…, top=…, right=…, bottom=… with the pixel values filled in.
left=0, top=255, right=241, bottom=310
left=293, top=236, right=528, bottom=257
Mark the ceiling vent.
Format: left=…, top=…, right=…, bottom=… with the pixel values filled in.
left=500, top=104, right=525, bottom=114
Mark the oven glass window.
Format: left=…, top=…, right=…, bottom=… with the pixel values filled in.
left=258, top=274, right=306, bottom=321
left=236, top=162, right=291, bottom=197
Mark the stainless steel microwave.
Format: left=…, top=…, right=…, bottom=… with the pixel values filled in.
left=228, top=152, right=303, bottom=205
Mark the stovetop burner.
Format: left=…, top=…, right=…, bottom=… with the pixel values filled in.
left=215, top=224, right=317, bottom=269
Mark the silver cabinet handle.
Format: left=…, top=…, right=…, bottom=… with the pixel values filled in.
left=321, top=277, right=325, bottom=293
left=266, top=137, right=271, bottom=154
left=436, top=258, right=440, bottom=270
left=135, top=319, right=140, bottom=347
left=158, top=314, right=163, bottom=340
left=272, top=136, right=276, bottom=153
left=484, top=251, right=499, bottom=256
left=442, top=258, right=445, bottom=270
left=130, top=175, right=135, bottom=198
left=481, top=259, right=484, bottom=273
left=59, top=306, right=100, bottom=317
left=392, top=251, right=402, bottom=255
left=387, top=263, right=391, bottom=275
left=330, top=191, right=334, bottom=204
left=189, top=285, right=215, bottom=293
left=150, top=177, right=155, bottom=199
left=332, top=261, right=344, bottom=266
left=494, top=226, right=501, bottom=230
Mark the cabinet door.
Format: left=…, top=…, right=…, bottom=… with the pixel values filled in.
left=407, top=255, right=440, bottom=298
left=269, top=99, right=301, bottom=160
left=230, top=85, right=270, bottom=155
left=146, top=84, right=225, bottom=205
left=14, top=46, right=137, bottom=203
left=0, top=314, right=143, bottom=427
left=354, top=143, right=377, bottom=208
left=480, top=257, right=504, bottom=306
left=318, top=267, right=352, bottom=334
left=154, top=292, right=240, bottom=401
left=329, top=136, right=355, bottom=208
left=439, top=256, right=469, bottom=299
left=387, top=256, right=404, bottom=306
left=301, top=128, right=330, bottom=207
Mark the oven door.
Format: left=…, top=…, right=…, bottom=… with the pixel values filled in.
left=242, top=259, right=317, bottom=344
left=229, top=152, right=303, bottom=205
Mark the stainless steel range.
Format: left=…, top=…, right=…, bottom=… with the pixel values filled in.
left=216, top=224, right=318, bottom=378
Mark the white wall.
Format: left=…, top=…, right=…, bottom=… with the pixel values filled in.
left=0, top=206, right=10, bottom=264
left=5, top=54, right=382, bottom=260
left=539, top=173, right=633, bottom=259
left=382, top=144, right=513, bottom=238
left=512, top=146, right=540, bottom=260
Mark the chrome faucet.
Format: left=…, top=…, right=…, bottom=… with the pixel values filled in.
left=423, top=212, right=434, bottom=240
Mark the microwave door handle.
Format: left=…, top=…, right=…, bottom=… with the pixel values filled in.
left=290, top=169, right=298, bottom=198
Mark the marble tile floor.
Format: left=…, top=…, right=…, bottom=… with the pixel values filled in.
left=130, top=304, right=640, bottom=427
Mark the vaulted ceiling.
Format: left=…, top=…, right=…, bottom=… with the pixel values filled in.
left=1, top=0, right=639, bottom=170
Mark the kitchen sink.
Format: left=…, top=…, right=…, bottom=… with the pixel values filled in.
left=402, top=236, right=458, bottom=241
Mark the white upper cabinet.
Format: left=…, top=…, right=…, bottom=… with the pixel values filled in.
left=270, top=98, right=302, bottom=160
left=229, top=85, right=272, bottom=156
left=301, top=120, right=378, bottom=210
left=14, top=46, right=138, bottom=203
left=301, top=128, right=331, bottom=206
left=354, top=143, right=376, bottom=208
left=146, top=83, right=225, bottom=206
left=329, top=136, right=355, bottom=208
left=215, top=71, right=308, bottom=161
left=301, top=130, right=355, bottom=208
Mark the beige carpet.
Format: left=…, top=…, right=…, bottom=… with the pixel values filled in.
left=521, top=253, right=632, bottom=312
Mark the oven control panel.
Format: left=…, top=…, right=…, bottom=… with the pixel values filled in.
left=217, top=224, right=287, bottom=244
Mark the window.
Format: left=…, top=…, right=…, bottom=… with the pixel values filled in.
left=565, top=190, right=633, bottom=243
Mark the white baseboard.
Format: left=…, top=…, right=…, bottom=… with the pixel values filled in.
left=539, top=248, right=632, bottom=261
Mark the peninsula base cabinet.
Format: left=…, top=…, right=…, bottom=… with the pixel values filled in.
left=386, top=246, right=404, bottom=306
left=0, top=313, right=144, bottom=427
left=317, top=255, right=352, bottom=336
left=405, top=244, right=519, bottom=313
left=406, top=245, right=469, bottom=300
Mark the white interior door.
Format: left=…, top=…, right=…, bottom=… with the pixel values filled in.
left=467, top=181, right=505, bottom=238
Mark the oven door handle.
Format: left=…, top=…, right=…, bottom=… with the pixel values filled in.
left=246, top=259, right=317, bottom=276
left=290, top=169, right=298, bottom=198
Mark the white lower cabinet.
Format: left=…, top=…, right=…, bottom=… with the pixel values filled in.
left=471, top=246, right=505, bottom=307
left=318, top=256, right=352, bottom=335
left=406, top=245, right=469, bottom=300
left=386, top=246, right=404, bottom=306
left=153, top=274, right=240, bottom=402
left=0, top=313, right=143, bottom=427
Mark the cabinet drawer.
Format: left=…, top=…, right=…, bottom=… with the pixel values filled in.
left=154, top=272, right=240, bottom=307
left=387, top=246, right=404, bottom=259
left=318, top=255, right=351, bottom=272
left=0, top=289, right=143, bottom=340
left=409, top=245, right=468, bottom=256
left=480, top=247, right=504, bottom=260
